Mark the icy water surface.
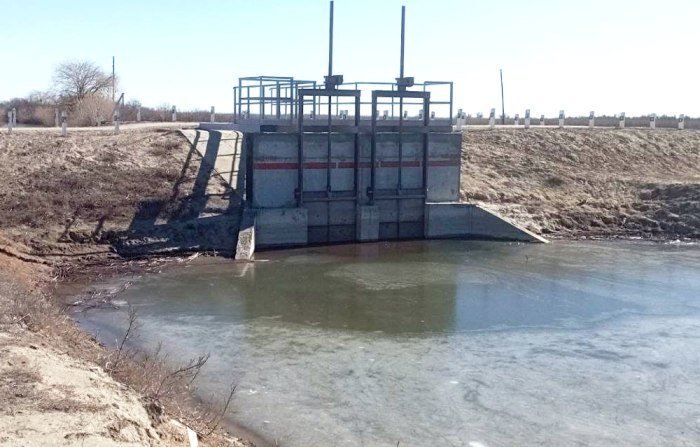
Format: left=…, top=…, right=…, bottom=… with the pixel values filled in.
left=78, top=241, right=700, bottom=447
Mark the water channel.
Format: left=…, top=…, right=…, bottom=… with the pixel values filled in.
left=77, top=240, right=700, bottom=447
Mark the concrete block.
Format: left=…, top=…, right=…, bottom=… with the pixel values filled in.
left=425, top=203, right=547, bottom=243
left=255, top=208, right=307, bottom=247
left=235, top=209, right=256, bottom=260
left=426, top=133, right=461, bottom=202
left=357, top=205, right=379, bottom=241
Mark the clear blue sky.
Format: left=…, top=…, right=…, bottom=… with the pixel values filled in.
left=3, top=0, right=699, bottom=117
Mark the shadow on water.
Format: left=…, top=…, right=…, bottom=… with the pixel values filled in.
left=113, top=130, right=244, bottom=257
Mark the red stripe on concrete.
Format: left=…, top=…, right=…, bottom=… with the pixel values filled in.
left=380, top=161, right=422, bottom=168
left=304, top=162, right=334, bottom=169
left=427, top=160, right=461, bottom=167
left=254, top=160, right=460, bottom=170
left=254, top=162, right=298, bottom=170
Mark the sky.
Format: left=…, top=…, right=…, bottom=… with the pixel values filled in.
left=2, top=0, right=699, bottom=117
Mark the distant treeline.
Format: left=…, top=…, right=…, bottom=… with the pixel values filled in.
left=0, top=97, right=234, bottom=127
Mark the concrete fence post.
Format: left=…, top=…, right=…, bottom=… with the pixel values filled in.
left=210, top=106, right=215, bottom=123
left=540, top=114, right=545, bottom=126
left=589, top=111, right=595, bottom=128
left=524, top=109, right=531, bottom=129
left=650, top=114, right=656, bottom=129
left=514, top=114, right=520, bottom=126
left=558, top=110, right=565, bottom=129
left=489, top=108, right=496, bottom=129
left=7, top=111, right=13, bottom=135
left=55, top=109, right=60, bottom=127
left=619, top=113, right=626, bottom=129
left=455, top=109, right=467, bottom=130
left=171, top=106, right=177, bottom=122
left=11, top=108, right=17, bottom=126
left=136, top=108, right=141, bottom=122
left=61, top=111, right=67, bottom=137
left=678, top=114, right=685, bottom=130
left=114, top=111, right=120, bottom=135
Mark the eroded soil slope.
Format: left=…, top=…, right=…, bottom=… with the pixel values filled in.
left=0, top=129, right=235, bottom=259
left=460, top=128, right=700, bottom=239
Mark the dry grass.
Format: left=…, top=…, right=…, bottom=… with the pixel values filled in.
left=0, top=129, right=200, bottom=255
left=461, top=128, right=700, bottom=239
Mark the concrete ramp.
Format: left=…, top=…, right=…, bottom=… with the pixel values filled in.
left=425, top=203, right=548, bottom=243
left=179, top=129, right=245, bottom=194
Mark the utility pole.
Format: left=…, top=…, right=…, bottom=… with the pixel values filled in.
left=500, top=68, right=505, bottom=125
left=112, top=56, right=115, bottom=103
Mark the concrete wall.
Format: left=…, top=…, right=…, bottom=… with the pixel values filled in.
left=425, top=203, right=547, bottom=243
left=244, top=131, right=546, bottom=251
left=249, top=132, right=461, bottom=209
left=248, top=131, right=461, bottom=245
left=255, top=208, right=308, bottom=247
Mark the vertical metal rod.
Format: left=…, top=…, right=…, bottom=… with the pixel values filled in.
left=276, top=81, right=281, bottom=120
left=354, top=94, right=361, bottom=203
left=400, top=6, right=406, bottom=78
left=369, top=93, right=378, bottom=205
left=233, top=87, right=237, bottom=123
left=298, top=95, right=305, bottom=207
left=327, top=95, right=332, bottom=196
left=260, top=79, right=265, bottom=119
left=397, top=5, right=406, bottom=193
left=247, top=86, right=251, bottom=118
left=500, top=69, right=505, bottom=125
left=449, top=82, right=454, bottom=120
left=238, top=78, right=243, bottom=120
left=327, top=0, right=334, bottom=245
left=422, top=96, right=430, bottom=202
left=329, top=0, right=334, bottom=78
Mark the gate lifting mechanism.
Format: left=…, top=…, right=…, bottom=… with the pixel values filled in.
left=369, top=5, right=430, bottom=240
left=295, top=0, right=362, bottom=243
left=295, top=2, right=431, bottom=241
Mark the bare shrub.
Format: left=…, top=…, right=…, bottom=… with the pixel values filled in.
left=72, top=94, right=114, bottom=126
left=104, top=307, right=238, bottom=438
left=32, top=105, right=57, bottom=126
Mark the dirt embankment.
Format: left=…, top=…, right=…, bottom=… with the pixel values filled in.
left=0, top=128, right=235, bottom=260
left=0, top=128, right=251, bottom=447
left=460, top=128, right=700, bottom=240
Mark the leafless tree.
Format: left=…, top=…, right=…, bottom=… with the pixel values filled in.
left=53, top=60, right=114, bottom=106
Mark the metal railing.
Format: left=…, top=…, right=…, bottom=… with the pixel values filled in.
left=233, top=76, right=453, bottom=124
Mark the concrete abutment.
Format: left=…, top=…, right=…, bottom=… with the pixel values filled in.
left=220, top=127, right=547, bottom=260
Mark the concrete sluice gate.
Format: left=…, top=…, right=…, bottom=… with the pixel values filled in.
left=249, top=131, right=460, bottom=245
left=226, top=76, right=545, bottom=259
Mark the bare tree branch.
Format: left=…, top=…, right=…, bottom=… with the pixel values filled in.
left=53, top=60, right=114, bottom=106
